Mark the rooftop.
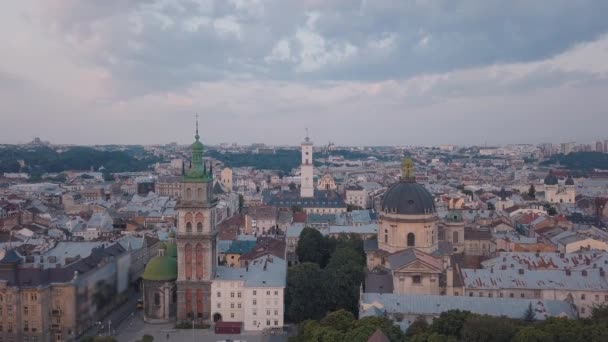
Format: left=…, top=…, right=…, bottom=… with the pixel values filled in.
left=360, top=293, right=576, bottom=320
left=214, top=255, right=286, bottom=288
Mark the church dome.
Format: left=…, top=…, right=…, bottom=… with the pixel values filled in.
left=565, top=175, right=574, bottom=185
left=382, top=182, right=436, bottom=215
left=544, top=171, right=558, bottom=185
left=382, top=158, right=435, bottom=215
left=143, top=255, right=177, bottom=281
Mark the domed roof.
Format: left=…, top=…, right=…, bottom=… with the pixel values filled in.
left=544, top=170, right=558, bottom=185
left=382, top=182, right=435, bottom=215
left=191, top=140, right=204, bottom=151
left=143, top=255, right=177, bottom=281
left=382, top=158, right=435, bottom=215
left=565, top=175, right=574, bottom=185
left=165, top=243, right=177, bottom=259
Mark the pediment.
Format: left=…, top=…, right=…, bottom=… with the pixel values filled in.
left=395, top=260, right=441, bottom=273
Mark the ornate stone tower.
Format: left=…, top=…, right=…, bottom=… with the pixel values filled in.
left=176, top=118, right=217, bottom=322
left=300, top=131, right=314, bottom=198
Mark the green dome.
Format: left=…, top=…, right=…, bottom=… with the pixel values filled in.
left=165, top=243, right=177, bottom=259
left=191, top=140, right=204, bottom=151
left=143, top=255, right=177, bottom=281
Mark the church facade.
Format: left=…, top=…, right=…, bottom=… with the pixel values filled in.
left=365, top=158, right=451, bottom=296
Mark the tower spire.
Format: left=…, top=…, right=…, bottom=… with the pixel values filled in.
left=195, top=114, right=200, bottom=141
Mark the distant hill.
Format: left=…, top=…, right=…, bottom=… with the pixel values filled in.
left=541, top=152, right=608, bottom=171
left=0, top=145, right=161, bottom=179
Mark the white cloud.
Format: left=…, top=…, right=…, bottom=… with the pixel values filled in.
left=213, top=16, right=242, bottom=39
left=265, top=39, right=293, bottom=63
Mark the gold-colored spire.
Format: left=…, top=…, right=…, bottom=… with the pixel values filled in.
left=401, top=157, right=415, bottom=182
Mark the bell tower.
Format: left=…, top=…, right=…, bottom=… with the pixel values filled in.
left=176, top=116, right=217, bottom=323
left=300, top=129, right=314, bottom=198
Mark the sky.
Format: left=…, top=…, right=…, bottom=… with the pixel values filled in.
left=1, top=0, right=608, bottom=147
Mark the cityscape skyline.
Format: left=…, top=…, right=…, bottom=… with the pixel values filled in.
left=2, top=1, right=608, bottom=145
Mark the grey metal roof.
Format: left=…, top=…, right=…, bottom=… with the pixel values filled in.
left=329, top=224, right=376, bottom=235
left=360, top=293, right=576, bottom=320
left=382, top=181, right=435, bottom=215
left=461, top=268, right=608, bottom=291
left=214, top=255, right=286, bottom=288
left=482, top=251, right=608, bottom=271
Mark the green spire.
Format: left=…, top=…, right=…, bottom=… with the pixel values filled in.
left=184, top=114, right=211, bottom=182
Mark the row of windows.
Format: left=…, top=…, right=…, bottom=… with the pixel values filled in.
left=217, top=290, right=280, bottom=297
left=217, top=302, right=242, bottom=309
left=251, top=320, right=280, bottom=327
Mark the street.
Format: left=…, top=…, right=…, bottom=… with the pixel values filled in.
left=114, top=310, right=288, bottom=342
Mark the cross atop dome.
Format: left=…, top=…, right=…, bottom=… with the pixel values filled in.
left=401, top=157, right=416, bottom=183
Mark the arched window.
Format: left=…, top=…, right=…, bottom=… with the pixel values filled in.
left=154, top=293, right=161, bottom=306
left=197, top=188, right=203, bottom=200
left=185, top=244, right=192, bottom=280
left=196, top=289, right=203, bottom=318
left=185, top=289, right=192, bottom=316
left=195, top=213, right=204, bottom=233
left=186, top=222, right=192, bottom=233
left=196, top=243, right=204, bottom=279
left=453, top=231, right=459, bottom=244
left=384, top=229, right=388, bottom=243
left=407, top=233, right=415, bottom=247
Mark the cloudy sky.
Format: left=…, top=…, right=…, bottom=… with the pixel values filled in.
left=2, top=0, right=608, bottom=146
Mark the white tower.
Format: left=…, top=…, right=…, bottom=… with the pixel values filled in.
left=300, top=131, right=314, bottom=198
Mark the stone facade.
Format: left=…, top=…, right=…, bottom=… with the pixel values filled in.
left=176, top=176, right=217, bottom=323
left=143, top=280, right=176, bottom=323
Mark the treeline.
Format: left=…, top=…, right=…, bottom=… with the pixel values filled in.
left=292, top=306, right=608, bottom=342
left=542, top=152, right=608, bottom=171
left=286, top=229, right=365, bottom=322
left=206, top=149, right=302, bottom=174
left=206, top=149, right=383, bottom=174
left=0, top=146, right=161, bottom=178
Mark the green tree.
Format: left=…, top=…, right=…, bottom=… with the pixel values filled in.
left=522, top=302, right=536, bottom=323
left=350, top=316, right=405, bottom=342
left=460, top=315, right=517, bottom=342
left=430, top=310, right=471, bottom=338
left=320, top=309, right=355, bottom=333
left=286, top=263, right=327, bottom=322
left=528, top=184, right=536, bottom=198
left=324, top=247, right=365, bottom=315
left=238, top=194, right=244, bottom=213
left=536, top=317, right=586, bottom=342
left=512, top=326, right=551, bottom=342
left=296, top=228, right=329, bottom=266
left=406, top=316, right=430, bottom=338
left=546, top=205, right=557, bottom=216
